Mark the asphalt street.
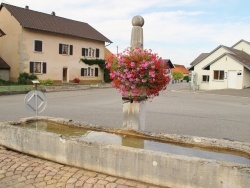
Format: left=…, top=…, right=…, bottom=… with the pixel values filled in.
left=0, top=83, right=250, bottom=143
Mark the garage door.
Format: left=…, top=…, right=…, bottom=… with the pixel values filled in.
left=228, top=70, right=237, bottom=89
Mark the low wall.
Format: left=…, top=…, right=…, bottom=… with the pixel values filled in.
left=0, top=120, right=249, bottom=187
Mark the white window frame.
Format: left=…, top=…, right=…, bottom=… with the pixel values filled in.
left=33, top=62, right=42, bottom=73
left=62, top=44, right=70, bottom=55
left=202, top=75, right=209, bottom=82
left=214, top=70, right=224, bottom=80
left=81, top=67, right=96, bottom=77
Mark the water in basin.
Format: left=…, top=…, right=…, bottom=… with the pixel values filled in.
left=19, top=121, right=250, bottom=165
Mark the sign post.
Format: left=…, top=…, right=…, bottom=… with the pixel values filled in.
left=24, top=80, right=47, bottom=117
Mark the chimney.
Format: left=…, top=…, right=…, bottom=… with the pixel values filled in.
left=25, top=5, right=29, bottom=9
left=51, top=11, right=56, bottom=16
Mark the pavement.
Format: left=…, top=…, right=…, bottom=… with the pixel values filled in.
left=0, top=147, right=161, bottom=188
left=168, top=83, right=250, bottom=98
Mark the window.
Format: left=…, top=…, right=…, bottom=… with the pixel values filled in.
left=214, top=70, right=224, bottom=80
left=81, top=67, right=99, bottom=77
left=59, top=43, right=73, bottom=55
left=202, top=75, right=209, bottom=82
left=30, top=62, right=46, bottom=74
left=34, top=40, right=42, bottom=52
left=81, top=48, right=99, bottom=58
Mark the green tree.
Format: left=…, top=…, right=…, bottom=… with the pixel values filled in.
left=183, top=75, right=190, bottom=82
left=172, top=72, right=184, bottom=80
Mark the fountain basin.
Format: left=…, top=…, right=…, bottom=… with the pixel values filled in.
left=0, top=116, right=249, bottom=187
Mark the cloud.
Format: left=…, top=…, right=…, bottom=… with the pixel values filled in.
left=3, top=0, right=250, bottom=66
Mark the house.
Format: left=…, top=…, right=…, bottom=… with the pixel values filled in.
left=189, top=39, right=250, bottom=90
left=0, top=57, right=10, bottom=81
left=0, top=3, right=112, bottom=82
left=172, top=64, right=190, bottom=77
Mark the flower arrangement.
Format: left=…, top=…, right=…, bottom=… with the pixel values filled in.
left=105, top=47, right=170, bottom=100
left=73, top=77, right=80, bottom=83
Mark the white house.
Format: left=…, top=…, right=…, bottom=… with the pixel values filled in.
left=189, top=39, right=250, bottom=90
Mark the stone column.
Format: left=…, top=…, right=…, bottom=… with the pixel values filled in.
left=123, top=15, right=146, bottom=131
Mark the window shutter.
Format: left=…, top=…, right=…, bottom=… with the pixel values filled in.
left=95, top=68, right=99, bottom=77
left=70, top=45, right=73, bottom=55
left=81, top=68, right=84, bottom=76
left=35, top=40, right=42, bottom=52
left=96, top=48, right=99, bottom=58
left=42, top=63, right=47, bottom=74
left=82, top=48, right=85, bottom=56
left=59, top=44, right=62, bottom=54
left=30, top=62, right=34, bottom=73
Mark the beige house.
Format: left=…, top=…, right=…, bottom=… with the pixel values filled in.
left=0, top=3, right=112, bottom=82
left=189, top=39, right=250, bottom=90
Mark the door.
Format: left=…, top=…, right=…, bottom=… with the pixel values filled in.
left=228, top=70, right=237, bottom=89
left=63, top=68, right=68, bottom=82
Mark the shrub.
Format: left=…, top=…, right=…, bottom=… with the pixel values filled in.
left=18, top=72, right=38, bottom=85
left=183, top=75, right=190, bottom=82
left=73, top=78, right=80, bottom=83
left=39, top=79, right=53, bottom=85
left=172, top=72, right=183, bottom=80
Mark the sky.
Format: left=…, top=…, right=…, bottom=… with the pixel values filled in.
left=1, top=0, right=250, bottom=67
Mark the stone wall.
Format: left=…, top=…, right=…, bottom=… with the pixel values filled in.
left=0, top=120, right=249, bottom=187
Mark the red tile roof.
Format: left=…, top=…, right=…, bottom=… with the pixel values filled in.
left=172, top=64, right=190, bottom=74
left=1, top=3, right=112, bottom=43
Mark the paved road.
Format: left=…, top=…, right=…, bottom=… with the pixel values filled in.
left=0, top=83, right=250, bottom=187
left=0, top=83, right=250, bottom=143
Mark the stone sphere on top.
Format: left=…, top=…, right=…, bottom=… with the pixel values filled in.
left=132, top=15, right=144, bottom=27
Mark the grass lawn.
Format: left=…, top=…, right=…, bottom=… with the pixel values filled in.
left=0, top=85, right=45, bottom=92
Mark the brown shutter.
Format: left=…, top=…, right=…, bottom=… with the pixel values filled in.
left=70, top=45, right=73, bottom=55
left=59, top=44, right=62, bottom=54
left=96, top=48, right=99, bottom=58
left=82, top=48, right=85, bottom=56
left=42, top=63, right=47, bottom=74
left=95, top=68, right=98, bottom=77
left=30, top=62, right=34, bottom=73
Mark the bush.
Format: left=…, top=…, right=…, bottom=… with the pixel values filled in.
left=172, top=72, right=184, bottom=80
left=73, top=78, right=80, bottom=83
left=39, top=79, right=53, bottom=85
left=183, top=75, right=190, bottom=82
left=0, top=79, right=18, bottom=86
left=18, top=72, right=38, bottom=85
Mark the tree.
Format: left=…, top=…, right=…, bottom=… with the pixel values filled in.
left=172, top=72, right=183, bottom=80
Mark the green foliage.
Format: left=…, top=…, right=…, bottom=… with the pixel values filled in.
left=79, top=58, right=111, bottom=82
left=18, top=72, right=38, bottom=85
left=0, top=79, right=18, bottom=86
left=183, top=75, right=190, bottom=82
left=172, top=72, right=184, bottom=80
left=39, top=79, right=53, bottom=85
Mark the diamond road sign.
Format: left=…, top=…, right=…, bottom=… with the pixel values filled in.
left=24, top=91, right=47, bottom=115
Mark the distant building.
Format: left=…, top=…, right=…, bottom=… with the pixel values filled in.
left=0, top=3, right=112, bottom=82
left=189, top=39, right=250, bottom=90
left=172, top=64, right=190, bottom=77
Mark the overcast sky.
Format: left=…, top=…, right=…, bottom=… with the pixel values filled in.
left=2, top=0, right=250, bottom=67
